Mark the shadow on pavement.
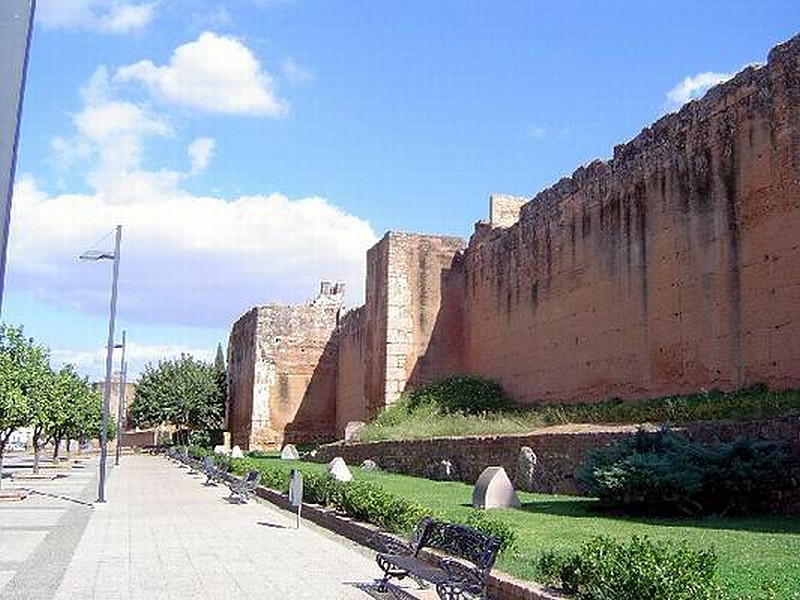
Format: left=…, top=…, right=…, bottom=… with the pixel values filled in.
left=345, top=580, right=422, bottom=599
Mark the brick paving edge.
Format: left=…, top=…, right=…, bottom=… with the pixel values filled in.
left=254, top=485, right=568, bottom=600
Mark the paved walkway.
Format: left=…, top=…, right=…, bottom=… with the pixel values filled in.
left=49, top=454, right=410, bottom=600
left=0, top=455, right=98, bottom=600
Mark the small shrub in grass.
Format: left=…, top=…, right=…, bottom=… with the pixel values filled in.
left=463, top=509, right=517, bottom=552
left=246, top=449, right=273, bottom=458
left=537, top=535, right=720, bottom=600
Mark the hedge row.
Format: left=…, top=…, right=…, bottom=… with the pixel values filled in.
left=185, top=446, right=517, bottom=549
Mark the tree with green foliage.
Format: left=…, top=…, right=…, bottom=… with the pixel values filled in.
left=0, top=325, right=50, bottom=486
left=48, top=366, right=103, bottom=460
left=28, top=364, right=57, bottom=473
left=131, top=354, right=223, bottom=445
left=72, top=384, right=106, bottom=451
left=213, top=342, right=227, bottom=427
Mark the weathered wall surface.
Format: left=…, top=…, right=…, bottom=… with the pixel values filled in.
left=120, top=429, right=157, bottom=447
left=227, top=285, right=343, bottom=449
left=336, top=306, right=367, bottom=435
left=463, top=37, right=800, bottom=404
left=315, top=416, right=800, bottom=500
left=228, top=36, right=800, bottom=447
left=364, top=238, right=390, bottom=420
left=489, top=193, right=527, bottom=228
left=227, top=308, right=258, bottom=448
left=385, top=233, right=465, bottom=400
left=363, top=232, right=465, bottom=419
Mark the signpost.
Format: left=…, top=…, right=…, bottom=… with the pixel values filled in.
left=288, top=469, right=303, bottom=529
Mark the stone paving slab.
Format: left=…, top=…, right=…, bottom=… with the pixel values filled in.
left=0, top=456, right=98, bottom=599
left=54, top=454, right=427, bottom=600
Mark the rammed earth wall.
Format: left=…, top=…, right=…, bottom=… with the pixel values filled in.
left=227, top=36, right=800, bottom=450
left=461, top=36, right=800, bottom=404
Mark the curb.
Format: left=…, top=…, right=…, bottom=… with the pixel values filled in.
left=254, top=485, right=567, bottom=600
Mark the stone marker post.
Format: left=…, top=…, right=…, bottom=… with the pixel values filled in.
left=472, top=466, right=521, bottom=509
left=289, top=469, right=303, bottom=529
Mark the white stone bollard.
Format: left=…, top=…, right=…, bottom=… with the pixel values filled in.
left=472, top=466, right=521, bottom=509
left=327, top=456, right=353, bottom=482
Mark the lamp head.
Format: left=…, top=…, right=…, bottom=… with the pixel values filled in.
left=79, top=250, right=115, bottom=261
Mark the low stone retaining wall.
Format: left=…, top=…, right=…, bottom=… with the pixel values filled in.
left=313, top=416, right=800, bottom=495
left=254, top=484, right=567, bottom=600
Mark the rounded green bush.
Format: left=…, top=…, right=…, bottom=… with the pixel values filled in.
left=538, top=535, right=720, bottom=600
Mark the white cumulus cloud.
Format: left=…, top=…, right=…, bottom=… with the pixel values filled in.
left=188, top=137, right=215, bottom=174
left=665, top=71, right=732, bottom=110
left=115, top=31, right=288, bottom=116
left=10, top=178, right=376, bottom=328
left=9, top=67, right=374, bottom=329
left=37, top=0, right=157, bottom=34
left=51, top=342, right=215, bottom=379
left=52, top=67, right=177, bottom=204
left=11, top=42, right=371, bottom=344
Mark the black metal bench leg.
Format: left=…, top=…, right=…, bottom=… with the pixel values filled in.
left=377, top=572, right=391, bottom=593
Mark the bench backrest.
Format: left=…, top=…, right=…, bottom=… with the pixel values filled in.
left=420, top=520, right=501, bottom=576
left=244, top=470, right=260, bottom=485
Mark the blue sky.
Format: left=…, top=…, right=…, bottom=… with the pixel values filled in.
left=5, top=0, right=798, bottom=380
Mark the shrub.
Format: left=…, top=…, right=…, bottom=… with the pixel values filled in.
left=538, top=535, right=720, bottom=600
left=463, top=509, right=517, bottom=552
left=303, top=471, right=342, bottom=506
left=577, top=429, right=794, bottom=515
left=187, top=445, right=208, bottom=459
left=218, top=457, right=428, bottom=535
left=403, top=376, right=515, bottom=415
left=335, top=480, right=427, bottom=533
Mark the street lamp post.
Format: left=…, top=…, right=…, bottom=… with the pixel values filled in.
left=114, top=330, right=127, bottom=467
left=0, top=0, right=36, bottom=317
left=80, top=224, right=122, bottom=503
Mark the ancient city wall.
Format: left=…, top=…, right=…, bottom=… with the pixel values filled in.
left=227, top=284, right=343, bottom=449
left=363, top=238, right=391, bottom=419
left=363, top=233, right=465, bottom=419
left=462, top=37, right=800, bottom=404
left=227, top=308, right=258, bottom=448
left=336, top=306, right=367, bottom=435
left=385, top=233, right=465, bottom=400
left=227, top=36, right=799, bottom=449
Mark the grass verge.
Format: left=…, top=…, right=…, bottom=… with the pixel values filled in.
left=247, top=456, right=800, bottom=599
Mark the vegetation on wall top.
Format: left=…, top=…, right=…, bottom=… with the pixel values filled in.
left=359, top=378, right=800, bottom=442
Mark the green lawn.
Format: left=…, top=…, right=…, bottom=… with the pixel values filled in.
left=250, top=456, right=800, bottom=599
